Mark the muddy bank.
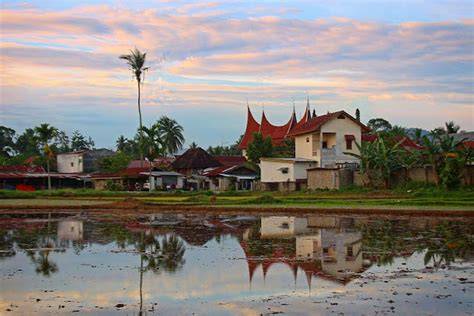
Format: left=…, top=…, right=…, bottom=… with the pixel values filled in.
left=0, top=199, right=473, bottom=218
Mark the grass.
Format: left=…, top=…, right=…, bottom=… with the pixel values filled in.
left=0, top=185, right=473, bottom=210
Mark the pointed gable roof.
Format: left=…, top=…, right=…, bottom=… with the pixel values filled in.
left=239, top=106, right=296, bottom=149
left=238, top=106, right=261, bottom=149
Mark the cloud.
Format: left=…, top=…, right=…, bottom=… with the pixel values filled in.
left=0, top=5, right=473, bottom=147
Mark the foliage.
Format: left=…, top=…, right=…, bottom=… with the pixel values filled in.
left=421, top=130, right=466, bottom=189
left=157, top=116, right=184, bottom=155
left=119, top=48, right=149, bottom=162
left=345, top=138, right=404, bottom=189
left=70, top=130, right=95, bottom=151
left=273, top=138, right=295, bottom=158
left=247, top=132, right=273, bottom=163
left=0, top=126, right=16, bottom=157
left=355, top=108, right=360, bottom=121
left=367, top=118, right=392, bottom=133
left=207, top=134, right=242, bottom=156
left=445, top=121, right=460, bottom=134
left=98, top=152, right=132, bottom=173
left=105, top=180, right=123, bottom=191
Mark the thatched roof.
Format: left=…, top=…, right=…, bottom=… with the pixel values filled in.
left=171, top=147, right=222, bottom=170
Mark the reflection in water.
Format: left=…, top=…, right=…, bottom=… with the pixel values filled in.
left=0, top=213, right=473, bottom=315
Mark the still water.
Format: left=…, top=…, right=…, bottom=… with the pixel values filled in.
left=0, top=213, right=473, bottom=315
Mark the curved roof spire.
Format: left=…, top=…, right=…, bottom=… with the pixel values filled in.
left=238, top=104, right=261, bottom=149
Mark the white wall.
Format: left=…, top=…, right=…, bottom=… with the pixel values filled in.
left=320, top=117, right=361, bottom=162
left=260, top=159, right=316, bottom=183
left=57, top=153, right=83, bottom=173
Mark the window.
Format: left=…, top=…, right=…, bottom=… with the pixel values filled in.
left=70, top=162, right=74, bottom=167
left=322, top=141, right=328, bottom=149
left=347, top=246, right=353, bottom=257
left=345, top=135, right=355, bottom=150
left=346, top=139, right=352, bottom=150
left=337, top=114, right=345, bottom=119
left=306, top=137, right=309, bottom=143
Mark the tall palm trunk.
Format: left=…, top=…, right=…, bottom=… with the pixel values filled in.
left=137, top=80, right=144, bottom=167
left=47, top=159, right=51, bottom=191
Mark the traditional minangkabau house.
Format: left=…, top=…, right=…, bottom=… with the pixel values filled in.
left=239, top=101, right=371, bottom=190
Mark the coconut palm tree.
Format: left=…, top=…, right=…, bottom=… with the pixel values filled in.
left=34, top=124, right=58, bottom=191
left=119, top=48, right=149, bottom=166
left=141, top=124, right=162, bottom=159
left=157, top=116, right=184, bottom=155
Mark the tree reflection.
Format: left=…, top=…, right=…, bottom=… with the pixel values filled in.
left=32, top=249, right=58, bottom=276
left=360, top=220, right=474, bottom=268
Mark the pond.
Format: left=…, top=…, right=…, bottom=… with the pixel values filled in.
left=0, top=213, right=473, bottom=315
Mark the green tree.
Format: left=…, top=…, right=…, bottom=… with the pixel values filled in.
left=16, top=128, right=40, bottom=156
left=445, top=121, right=460, bottom=134
left=355, top=108, right=360, bottom=121
left=120, top=48, right=149, bottom=165
left=0, top=126, right=16, bottom=157
left=274, top=138, right=295, bottom=158
left=141, top=124, right=162, bottom=159
left=70, top=130, right=94, bottom=151
left=157, top=116, right=184, bottom=155
left=409, top=128, right=424, bottom=144
left=34, top=124, right=58, bottom=191
left=189, top=142, right=198, bottom=149
left=345, top=138, right=403, bottom=189
left=367, top=118, right=392, bottom=133
left=247, top=132, right=273, bottom=164
left=54, top=131, right=70, bottom=154
left=98, top=152, right=132, bottom=173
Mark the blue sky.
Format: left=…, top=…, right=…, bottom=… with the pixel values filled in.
left=1, top=0, right=473, bottom=149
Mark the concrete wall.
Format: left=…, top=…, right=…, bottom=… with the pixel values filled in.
left=57, top=153, right=83, bottom=173
left=320, top=116, right=361, bottom=166
left=295, top=133, right=316, bottom=161
left=260, top=159, right=315, bottom=187
left=307, top=168, right=353, bottom=189
left=293, top=115, right=362, bottom=167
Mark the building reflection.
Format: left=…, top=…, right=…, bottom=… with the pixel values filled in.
left=57, top=220, right=83, bottom=241
left=241, top=216, right=368, bottom=288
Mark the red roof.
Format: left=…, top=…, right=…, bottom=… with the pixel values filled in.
left=0, top=165, right=46, bottom=179
left=238, top=107, right=261, bottom=149
left=128, top=160, right=152, bottom=168
left=287, top=111, right=370, bottom=137
left=91, top=167, right=149, bottom=179
left=214, top=155, right=247, bottom=168
left=362, top=134, right=423, bottom=150
left=239, top=107, right=370, bottom=148
left=463, top=141, right=474, bottom=149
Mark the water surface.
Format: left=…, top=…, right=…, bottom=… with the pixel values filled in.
left=1, top=213, right=473, bottom=315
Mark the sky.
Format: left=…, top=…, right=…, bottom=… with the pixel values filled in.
left=1, top=0, right=473, bottom=149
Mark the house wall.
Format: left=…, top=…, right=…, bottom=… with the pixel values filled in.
left=260, top=160, right=316, bottom=183
left=295, top=134, right=317, bottom=161
left=307, top=169, right=353, bottom=190
left=57, top=153, right=83, bottom=173
left=320, top=117, right=361, bottom=167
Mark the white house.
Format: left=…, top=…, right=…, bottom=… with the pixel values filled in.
left=238, top=104, right=370, bottom=191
